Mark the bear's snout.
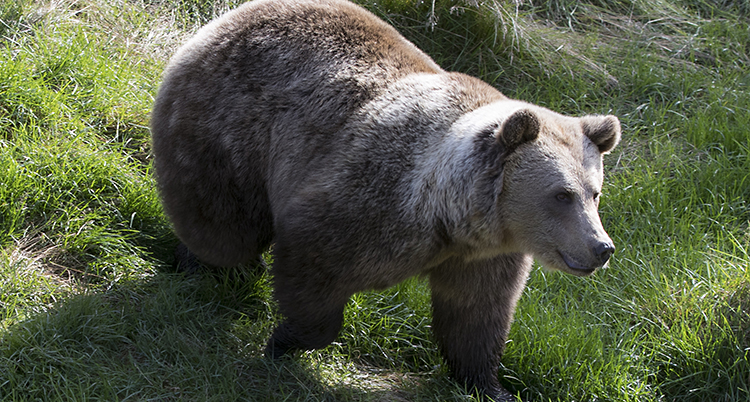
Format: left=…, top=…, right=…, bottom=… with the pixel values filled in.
left=594, top=241, right=615, bottom=265
left=555, top=236, right=615, bottom=276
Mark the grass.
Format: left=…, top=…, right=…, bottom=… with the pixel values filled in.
left=0, top=0, right=748, bottom=400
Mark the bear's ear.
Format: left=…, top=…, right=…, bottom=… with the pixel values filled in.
left=496, top=109, right=540, bottom=150
left=581, top=115, right=621, bottom=154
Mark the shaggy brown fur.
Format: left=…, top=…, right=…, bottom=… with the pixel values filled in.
left=151, top=0, right=621, bottom=400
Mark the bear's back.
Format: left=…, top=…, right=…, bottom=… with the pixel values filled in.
left=159, top=0, right=443, bottom=125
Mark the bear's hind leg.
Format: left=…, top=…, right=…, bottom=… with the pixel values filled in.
left=174, top=242, right=202, bottom=274
left=429, top=254, right=532, bottom=401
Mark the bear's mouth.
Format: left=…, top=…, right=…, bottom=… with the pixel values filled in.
left=558, top=251, right=596, bottom=275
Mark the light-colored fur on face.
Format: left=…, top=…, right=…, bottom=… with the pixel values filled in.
left=498, top=106, right=620, bottom=276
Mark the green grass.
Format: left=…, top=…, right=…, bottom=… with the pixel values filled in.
left=1, top=0, right=748, bottom=400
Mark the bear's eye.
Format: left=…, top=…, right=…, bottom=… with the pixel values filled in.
left=555, top=192, right=573, bottom=203
left=593, top=192, right=601, bottom=201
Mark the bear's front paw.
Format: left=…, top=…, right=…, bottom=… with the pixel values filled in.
left=264, top=337, right=293, bottom=360
left=484, top=384, right=520, bottom=402
left=264, top=323, right=300, bottom=360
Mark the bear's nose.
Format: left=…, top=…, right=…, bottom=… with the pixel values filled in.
left=594, top=242, right=615, bottom=265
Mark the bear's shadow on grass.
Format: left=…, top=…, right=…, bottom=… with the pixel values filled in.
left=0, top=254, right=484, bottom=401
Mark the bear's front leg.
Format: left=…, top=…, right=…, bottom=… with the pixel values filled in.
left=266, top=308, right=345, bottom=358
left=429, top=253, right=532, bottom=402
left=264, top=248, right=352, bottom=358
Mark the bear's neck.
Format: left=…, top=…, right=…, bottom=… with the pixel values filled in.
left=404, top=132, right=510, bottom=258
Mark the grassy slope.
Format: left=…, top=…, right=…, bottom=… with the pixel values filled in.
left=0, top=0, right=748, bottom=401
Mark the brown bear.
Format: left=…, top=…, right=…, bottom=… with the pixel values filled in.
left=150, top=0, right=621, bottom=400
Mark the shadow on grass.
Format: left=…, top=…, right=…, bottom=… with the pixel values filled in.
left=0, top=259, right=476, bottom=401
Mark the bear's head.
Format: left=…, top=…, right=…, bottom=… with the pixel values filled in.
left=474, top=101, right=621, bottom=276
